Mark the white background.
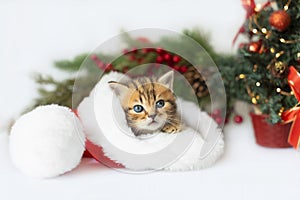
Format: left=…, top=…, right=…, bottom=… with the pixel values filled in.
left=2, top=0, right=300, bottom=200
left=0, top=0, right=244, bottom=125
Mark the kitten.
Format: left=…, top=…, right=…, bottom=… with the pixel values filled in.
left=108, top=71, right=183, bottom=136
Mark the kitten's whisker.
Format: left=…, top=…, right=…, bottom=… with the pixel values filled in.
left=165, top=120, right=179, bottom=126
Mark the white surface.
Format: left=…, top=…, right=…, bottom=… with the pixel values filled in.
left=1, top=112, right=300, bottom=200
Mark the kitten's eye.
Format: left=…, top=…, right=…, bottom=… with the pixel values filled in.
left=156, top=100, right=165, bottom=108
left=133, top=105, right=144, bottom=113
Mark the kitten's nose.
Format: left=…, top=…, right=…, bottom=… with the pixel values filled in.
left=148, top=114, right=156, bottom=120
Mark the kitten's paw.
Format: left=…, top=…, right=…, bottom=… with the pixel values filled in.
left=161, top=124, right=181, bottom=134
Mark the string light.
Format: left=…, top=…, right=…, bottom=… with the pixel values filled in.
left=275, top=51, right=284, bottom=58
left=239, top=74, right=246, bottom=79
left=297, top=52, right=300, bottom=58
left=249, top=45, right=255, bottom=52
left=284, top=5, right=289, bottom=10
left=280, top=38, right=286, bottom=43
left=252, top=29, right=258, bottom=34
left=279, top=38, right=300, bottom=44
left=261, top=28, right=267, bottom=34
left=276, top=88, right=281, bottom=93
left=265, top=32, right=271, bottom=39
left=254, top=4, right=262, bottom=12
left=275, top=53, right=281, bottom=58
left=252, top=97, right=258, bottom=104
left=256, top=82, right=261, bottom=87
left=278, top=107, right=285, bottom=116
left=270, top=48, right=275, bottom=53
left=284, top=0, right=292, bottom=11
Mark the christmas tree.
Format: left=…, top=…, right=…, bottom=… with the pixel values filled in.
left=233, top=0, right=300, bottom=123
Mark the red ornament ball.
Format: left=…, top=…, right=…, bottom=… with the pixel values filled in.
left=269, top=10, right=291, bottom=31
left=249, top=41, right=262, bottom=53
left=131, top=47, right=138, bottom=53
left=156, top=47, right=165, bottom=54
left=173, top=65, right=180, bottom=71
left=234, top=115, right=243, bottom=124
left=156, top=56, right=163, bottom=63
left=105, top=64, right=113, bottom=72
left=163, top=53, right=171, bottom=61
left=179, top=66, right=188, bottom=73
left=97, top=62, right=105, bottom=69
left=172, top=55, right=181, bottom=63
left=142, top=48, right=150, bottom=53
left=214, top=117, right=223, bottom=125
left=90, top=54, right=98, bottom=61
left=211, top=109, right=221, bottom=117
left=129, top=55, right=136, bottom=61
left=122, top=49, right=129, bottom=54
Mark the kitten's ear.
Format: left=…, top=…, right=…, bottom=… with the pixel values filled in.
left=158, top=71, right=174, bottom=89
left=108, top=81, right=129, bottom=100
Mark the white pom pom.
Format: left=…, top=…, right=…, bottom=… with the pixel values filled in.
left=9, top=105, right=85, bottom=178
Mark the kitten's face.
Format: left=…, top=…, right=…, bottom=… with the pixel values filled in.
left=109, top=71, right=177, bottom=136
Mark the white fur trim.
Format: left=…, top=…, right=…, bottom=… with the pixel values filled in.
left=78, top=72, right=224, bottom=171
left=9, top=105, right=85, bottom=178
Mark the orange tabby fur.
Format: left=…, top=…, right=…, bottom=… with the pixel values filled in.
left=109, top=71, right=182, bottom=136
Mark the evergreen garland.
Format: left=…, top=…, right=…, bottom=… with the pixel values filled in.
left=28, top=29, right=238, bottom=122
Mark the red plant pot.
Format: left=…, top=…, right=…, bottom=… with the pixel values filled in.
left=250, top=112, right=292, bottom=148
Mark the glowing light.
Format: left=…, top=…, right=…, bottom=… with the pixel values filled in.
left=239, top=74, right=246, bottom=79
left=254, top=4, right=261, bottom=12
left=249, top=45, right=256, bottom=52
left=261, top=28, right=267, bottom=34
left=252, top=97, right=257, bottom=104
left=252, top=29, right=258, bottom=34
left=275, top=53, right=282, bottom=58
left=280, top=38, right=286, bottom=43
left=278, top=107, right=285, bottom=116
left=270, top=48, right=275, bottom=53
left=276, top=88, right=281, bottom=93
left=256, top=82, right=261, bottom=87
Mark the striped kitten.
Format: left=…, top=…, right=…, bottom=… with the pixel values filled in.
left=108, top=71, right=183, bottom=136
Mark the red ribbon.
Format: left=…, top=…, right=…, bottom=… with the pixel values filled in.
left=282, top=66, right=300, bottom=149
left=242, top=0, right=257, bottom=18
left=233, top=0, right=271, bottom=45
